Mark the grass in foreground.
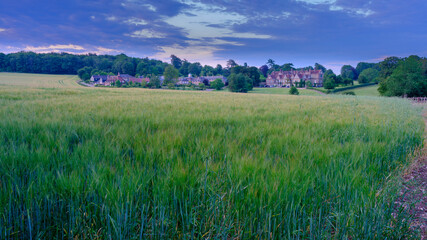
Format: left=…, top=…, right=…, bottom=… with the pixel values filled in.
left=0, top=73, right=423, bottom=239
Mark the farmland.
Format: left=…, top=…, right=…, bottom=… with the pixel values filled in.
left=250, top=87, right=322, bottom=96
left=340, top=85, right=381, bottom=97
left=0, top=73, right=424, bottom=239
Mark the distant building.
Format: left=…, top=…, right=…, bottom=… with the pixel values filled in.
left=90, top=75, right=108, bottom=83
left=266, top=69, right=323, bottom=87
left=177, top=75, right=227, bottom=85
left=91, top=73, right=148, bottom=86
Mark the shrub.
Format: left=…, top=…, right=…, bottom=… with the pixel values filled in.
left=289, top=86, right=299, bottom=95
left=211, top=78, right=225, bottom=90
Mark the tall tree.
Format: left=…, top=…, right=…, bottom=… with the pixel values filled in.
left=226, top=59, right=238, bottom=69
left=378, top=55, right=427, bottom=97
left=314, top=63, right=326, bottom=72
left=355, top=62, right=378, bottom=75
left=179, top=60, right=190, bottom=76
left=259, top=65, right=269, bottom=77
left=121, top=62, right=135, bottom=75
left=267, top=59, right=276, bottom=68
left=281, top=63, right=294, bottom=71
left=228, top=73, right=251, bottom=93
left=164, top=65, right=179, bottom=85
left=358, top=68, right=379, bottom=83
left=214, top=64, right=223, bottom=75
left=170, top=55, right=182, bottom=69
left=379, top=56, right=401, bottom=80
left=188, top=62, right=202, bottom=76
left=341, top=65, right=358, bottom=80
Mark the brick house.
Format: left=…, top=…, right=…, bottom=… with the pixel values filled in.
left=266, top=69, right=324, bottom=87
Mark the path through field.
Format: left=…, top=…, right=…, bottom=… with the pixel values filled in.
left=397, top=104, right=427, bottom=238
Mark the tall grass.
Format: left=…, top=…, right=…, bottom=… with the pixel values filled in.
left=0, top=74, right=424, bottom=239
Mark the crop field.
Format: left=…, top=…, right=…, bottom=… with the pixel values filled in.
left=0, top=73, right=424, bottom=239
left=251, top=87, right=322, bottom=96
left=0, top=73, right=80, bottom=88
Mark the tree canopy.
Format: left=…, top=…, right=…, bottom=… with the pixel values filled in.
left=358, top=68, right=379, bottom=83
left=228, top=73, right=252, bottom=93
left=163, top=65, right=179, bottom=85
left=0, top=52, right=169, bottom=77
left=378, top=55, right=427, bottom=97
left=341, top=65, right=358, bottom=80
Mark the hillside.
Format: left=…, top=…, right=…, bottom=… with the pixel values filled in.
left=0, top=73, right=424, bottom=239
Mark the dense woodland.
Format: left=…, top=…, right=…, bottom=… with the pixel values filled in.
left=0, top=52, right=426, bottom=96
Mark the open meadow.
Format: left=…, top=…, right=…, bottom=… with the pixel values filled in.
left=340, top=85, right=381, bottom=97
left=0, top=73, right=424, bottom=239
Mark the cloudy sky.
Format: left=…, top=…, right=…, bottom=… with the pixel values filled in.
left=0, top=0, right=426, bottom=72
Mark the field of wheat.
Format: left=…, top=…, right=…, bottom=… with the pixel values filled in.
left=0, top=73, right=423, bottom=239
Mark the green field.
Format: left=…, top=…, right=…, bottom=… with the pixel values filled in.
left=0, top=72, right=80, bottom=88
left=0, top=73, right=423, bottom=239
left=340, top=85, right=381, bottom=96
left=250, top=87, right=323, bottom=96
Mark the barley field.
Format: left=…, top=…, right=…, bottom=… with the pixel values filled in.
left=0, top=73, right=424, bottom=239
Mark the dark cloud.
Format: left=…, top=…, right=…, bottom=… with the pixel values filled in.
left=0, top=0, right=426, bottom=70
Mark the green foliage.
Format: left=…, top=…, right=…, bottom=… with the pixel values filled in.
left=289, top=86, right=299, bottom=95
left=356, top=62, right=379, bottom=75
left=188, top=62, right=202, bottom=76
left=215, top=64, right=223, bottom=76
left=170, top=54, right=182, bottom=69
left=0, top=73, right=423, bottom=239
left=226, top=59, right=238, bottom=68
left=358, top=68, right=379, bottom=83
left=315, top=63, right=326, bottom=72
left=197, top=82, right=206, bottom=90
left=77, top=66, right=93, bottom=80
left=379, top=55, right=427, bottom=97
left=201, top=65, right=215, bottom=76
left=343, top=91, right=356, bottom=95
left=167, top=82, right=175, bottom=89
left=228, top=73, right=251, bottom=92
left=323, top=70, right=336, bottom=89
left=148, top=75, right=161, bottom=88
left=210, top=78, right=224, bottom=90
left=379, top=56, right=401, bottom=80
left=164, top=65, right=179, bottom=85
left=341, top=65, right=358, bottom=80
left=324, top=78, right=335, bottom=89
left=230, top=66, right=260, bottom=87
left=0, top=52, right=168, bottom=77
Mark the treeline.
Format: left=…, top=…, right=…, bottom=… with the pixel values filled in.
left=322, top=55, right=427, bottom=97
left=0, top=52, right=169, bottom=78
left=378, top=56, right=427, bottom=97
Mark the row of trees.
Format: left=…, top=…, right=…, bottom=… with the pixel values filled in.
left=0, top=52, right=169, bottom=79
left=170, top=55, right=227, bottom=77
left=378, top=56, right=427, bottom=97
left=327, top=55, right=427, bottom=97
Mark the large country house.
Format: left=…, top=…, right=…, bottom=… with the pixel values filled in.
left=266, top=69, right=324, bottom=87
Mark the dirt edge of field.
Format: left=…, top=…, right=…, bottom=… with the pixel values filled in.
left=396, top=104, right=427, bottom=239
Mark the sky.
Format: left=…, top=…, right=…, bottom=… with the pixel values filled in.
left=0, top=0, right=426, bottom=72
